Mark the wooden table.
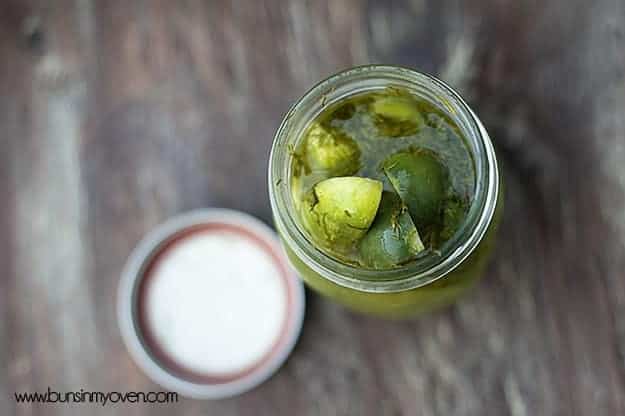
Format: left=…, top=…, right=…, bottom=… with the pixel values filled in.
left=2, top=1, right=624, bottom=415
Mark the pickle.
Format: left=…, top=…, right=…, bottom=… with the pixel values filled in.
left=301, top=177, right=383, bottom=251
left=382, top=149, right=448, bottom=230
left=359, top=192, right=425, bottom=269
left=371, top=93, right=424, bottom=137
left=304, top=122, right=360, bottom=176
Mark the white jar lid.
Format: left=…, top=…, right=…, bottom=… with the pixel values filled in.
left=118, top=209, right=305, bottom=399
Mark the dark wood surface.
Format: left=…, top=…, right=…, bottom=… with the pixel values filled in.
left=2, top=1, right=625, bottom=415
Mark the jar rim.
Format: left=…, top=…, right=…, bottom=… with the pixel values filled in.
left=268, top=65, right=499, bottom=293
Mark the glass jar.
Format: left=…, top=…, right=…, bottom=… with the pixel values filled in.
left=268, top=65, right=501, bottom=318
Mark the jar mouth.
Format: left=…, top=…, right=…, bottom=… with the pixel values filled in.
left=269, top=65, right=499, bottom=293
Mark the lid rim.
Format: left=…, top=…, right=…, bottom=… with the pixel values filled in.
left=117, top=208, right=305, bottom=399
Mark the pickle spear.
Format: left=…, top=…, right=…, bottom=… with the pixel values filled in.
left=301, top=177, right=383, bottom=250
left=359, top=192, right=425, bottom=269
left=304, top=122, right=361, bottom=176
left=382, top=149, right=448, bottom=230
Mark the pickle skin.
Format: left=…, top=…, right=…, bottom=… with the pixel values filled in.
left=359, top=192, right=425, bottom=269
left=382, top=149, right=449, bottom=230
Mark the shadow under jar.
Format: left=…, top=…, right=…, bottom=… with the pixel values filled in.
left=269, top=65, right=502, bottom=318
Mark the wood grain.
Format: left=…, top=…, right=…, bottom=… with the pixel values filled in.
left=1, top=0, right=624, bottom=415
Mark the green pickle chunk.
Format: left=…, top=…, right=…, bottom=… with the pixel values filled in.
left=382, top=149, right=449, bottom=230
left=301, top=177, right=383, bottom=252
left=371, top=92, right=424, bottom=137
left=359, top=192, right=425, bottom=269
left=304, top=122, right=360, bottom=176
